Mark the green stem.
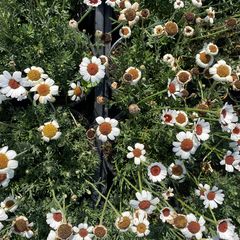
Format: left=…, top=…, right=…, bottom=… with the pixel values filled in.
left=100, top=185, right=113, bottom=224
left=123, top=177, right=139, bottom=192
left=209, top=207, right=217, bottom=224
left=78, top=7, right=93, bottom=25
left=137, top=89, right=167, bottom=105
left=109, top=22, right=124, bottom=34
left=138, top=169, right=142, bottom=192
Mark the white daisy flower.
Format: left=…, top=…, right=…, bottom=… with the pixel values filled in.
left=46, top=208, right=64, bottom=230
left=1, top=196, right=18, bottom=212
left=0, top=71, right=27, bottom=99
left=118, top=2, right=140, bottom=27
left=0, top=93, right=7, bottom=104
left=147, top=162, right=167, bottom=182
left=183, top=26, right=194, bottom=37
left=161, top=109, right=178, bottom=126
left=174, top=0, right=184, bottom=9
left=219, top=103, right=238, bottom=128
left=204, top=7, right=215, bottom=26
left=153, top=25, right=165, bottom=36
left=192, top=0, right=202, bottom=8
left=229, top=140, right=240, bottom=152
left=162, top=187, right=174, bottom=200
left=115, top=211, right=133, bottom=232
left=194, top=118, right=210, bottom=141
left=93, top=225, right=108, bottom=238
left=0, top=146, right=18, bottom=173
left=11, top=216, right=34, bottom=239
left=217, top=219, right=236, bottom=240
left=195, top=50, right=214, bottom=69
left=195, top=183, right=211, bottom=200
left=96, top=117, right=120, bottom=142
left=72, top=223, right=94, bottom=240
left=175, top=111, right=189, bottom=127
left=68, top=82, right=84, bottom=101
left=38, top=120, right=62, bottom=142
left=160, top=207, right=175, bottom=223
left=203, top=186, right=224, bottom=209
left=209, top=60, right=233, bottom=82
left=176, top=70, right=192, bottom=85
left=167, top=78, right=184, bottom=100
left=30, top=78, right=59, bottom=104
left=172, top=131, right=200, bottom=159
left=127, top=143, right=146, bottom=165
left=230, top=123, right=240, bottom=141
left=181, top=214, right=206, bottom=239
left=0, top=169, right=14, bottom=188
left=125, top=67, right=141, bottom=85
left=163, top=54, right=175, bottom=64
left=168, top=160, right=186, bottom=182
left=79, top=56, right=105, bottom=83
left=106, top=0, right=116, bottom=7
left=119, top=26, right=131, bottom=38
left=205, top=43, right=219, bottom=56
left=130, top=190, right=159, bottom=214
left=220, top=150, right=240, bottom=172
left=84, top=0, right=102, bottom=7
left=23, top=66, right=48, bottom=86
left=131, top=210, right=150, bottom=237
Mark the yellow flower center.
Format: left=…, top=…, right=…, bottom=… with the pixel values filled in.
left=42, top=123, right=58, bottom=138
left=14, top=219, right=28, bottom=233
left=199, top=52, right=211, bottom=64
left=27, top=69, right=41, bottom=81
left=217, top=65, right=230, bottom=77
left=117, top=216, right=131, bottom=230
left=74, top=86, right=82, bottom=96
left=37, top=84, right=50, bottom=96
left=127, top=68, right=139, bottom=80
left=0, top=153, right=8, bottom=169
left=136, top=223, right=147, bottom=234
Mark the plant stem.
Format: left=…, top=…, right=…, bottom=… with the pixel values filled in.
left=209, top=207, right=217, bottom=224
left=137, top=89, right=167, bottom=104
left=100, top=185, right=113, bottom=224
left=78, top=7, right=93, bottom=25
left=138, top=168, right=142, bottom=192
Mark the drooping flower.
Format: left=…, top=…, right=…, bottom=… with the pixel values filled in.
left=131, top=210, right=150, bottom=237
left=30, top=78, right=59, bottom=104
left=167, top=79, right=184, bottom=100
left=175, top=111, right=189, bottom=127
left=1, top=196, right=18, bottom=212
left=11, top=216, right=34, bottom=239
left=72, top=223, right=94, bottom=240
left=209, top=60, right=233, bottom=82
left=127, top=143, right=146, bottom=165
left=160, top=207, right=175, bottom=223
left=0, top=146, right=18, bottom=173
left=181, top=214, right=206, bottom=239
left=124, top=67, right=141, bottom=85
left=96, top=117, right=120, bottom=142
left=46, top=208, right=64, bottom=230
left=204, top=7, right=215, bottom=25
left=172, top=131, right=200, bottom=159
left=115, top=211, right=133, bottom=232
left=23, top=66, right=48, bottom=86
left=168, top=160, right=186, bottom=182
left=194, top=118, right=210, bottom=141
left=203, top=186, right=224, bottom=209
left=220, top=150, right=240, bottom=172
left=147, top=162, right=167, bottom=182
left=79, top=56, right=105, bottom=83
left=130, top=190, right=159, bottom=214
left=68, top=82, right=84, bottom=101
left=84, top=0, right=102, bottom=7
left=195, top=50, right=214, bottom=69
left=119, top=26, right=131, bottom=38
left=38, top=120, right=62, bottom=142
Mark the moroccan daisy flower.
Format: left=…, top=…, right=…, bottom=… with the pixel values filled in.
left=160, top=207, right=175, bottom=223
left=161, top=109, right=177, bottom=126
left=167, top=78, right=184, bottom=100
left=195, top=183, right=211, bottom=200
left=72, top=223, right=94, bottom=240
left=209, top=60, right=233, bottom=82
left=172, top=131, right=200, bottom=159
left=118, top=2, right=140, bottom=27
left=176, top=70, right=192, bottom=85
left=194, top=118, right=210, bottom=141
left=30, top=78, right=59, bottom=104
left=183, top=26, right=194, bottom=37
left=171, top=214, right=188, bottom=229
left=131, top=210, right=150, bottom=237
left=1, top=196, right=18, bottom=212
left=119, top=26, right=131, bottom=38
left=115, top=211, right=133, bottom=232
left=175, top=111, right=188, bottom=128
left=0, top=71, right=27, bottom=100
left=174, top=0, right=184, bottom=9
left=96, top=117, right=120, bottom=142
left=147, top=162, right=167, bottom=182
left=105, top=0, right=116, bottom=7
left=0, top=169, right=14, bottom=188
left=83, top=0, right=102, bottom=7
left=124, top=67, right=141, bottom=85
left=68, top=82, right=84, bottom=101
left=162, top=187, right=174, bottom=200
left=0, top=146, right=18, bottom=173
left=220, top=150, right=240, bottom=172
left=164, top=21, right=179, bottom=37
left=163, top=54, right=175, bottom=64
left=204, top=7, right=215, bottom=25
left=219, top=103, right=238, bottom=128
left=11, top=216, right=34, bottom=238
left=38, top=120, right=62, bottom=142
left=93, top=225, right=107, bottom=238
left=79, top=56, right=105, bottom=83
left=127, top=143, right=146, bottom=165
left=205, top=43, right=219, bottom=56
left=192, top=0, right=202, bottom=7
left=181, top=214, right=206, bottom=239
left=195, top=50, right=214, bottom=68
left=130, top=190, right=159, bottom=214
left=168, top=160, right=186, bottom=182
left=23, top=66, right=48, bottom=86
left=203, top=186, right=224, bottom=209
left=46, top=208, right=64, bottom=230
left=230, top=123, right=240, bottom=141
left=217, top=219, right=237, bottom=240
left=0, top=93, right=7, bottom=104
left=153, top=25, right=165, bottom=36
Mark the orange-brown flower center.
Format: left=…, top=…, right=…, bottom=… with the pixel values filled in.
left=176, top=113, right=187, bottom=124
left=53, top=212, right=62, bottom=222
left=195, top=124, right=203, bottom=135
left=165, top=21, right=178, bottom=36
left=180, top=139, right=193, bottom=152
left=5, top=200, right=15, bottom=208
left=136, top=223, right=147, bottom=233
left=0, top=153, right=8, bottom=169
left=218, top=221, right=228, bottom=233
left=232, top=126, right=240, bottom=134
left=177, top=71, right=191, bottom=84
left=199, top=52, right=212, bottom=64
left=27, top=69, right=41, bottom=81
left=173, top=215, right=188, bottom=229
left=164, top=114, right=173, bottom=123
left=207, top=191, right=216, bottom=200
left=99, top=122, right=112, bottom=135
left=217, top=65, right=230, bottom=77
left=79, top=228, right=88, bottom=237
left=162, top=208, right=170, bottom=217
left=74, top=86, right=82, bottom=96
left=121, top=27, right=130, bottom=35
left=150, top=165, right=161, bottom=176
left=8, top=79, right=20, bottom=89
left=225, top=155, right=235, bottom=165
left=94, top=225, right=107, bottom=238
left=14, top=219, right=28, bottom=233
left=117, top=216, right=131, bottom=230
left=138, top=200, right=151, bottom=210
left=37, top=84, right=50, bottom=96
left=187, top=221, right=200, bottom=234
left=209, top=44, right=218, bottom=53
left=87, top=63, right=99, bottom=76
left=57, top=224, right=73, bottom=239
left=133, top=148, right=142, bottom=158
left=172, top=165, right=183, bottom=176
left=127, top=68, right=139, bottom=80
